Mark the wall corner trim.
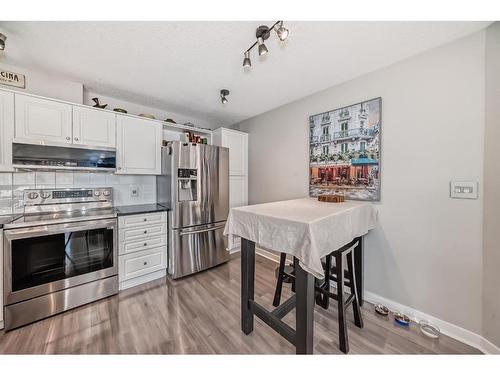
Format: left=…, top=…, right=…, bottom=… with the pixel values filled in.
left=364, top=290, right=500, bottom=354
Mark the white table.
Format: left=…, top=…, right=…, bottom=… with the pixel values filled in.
left=224, top=197, right=378, bottom=354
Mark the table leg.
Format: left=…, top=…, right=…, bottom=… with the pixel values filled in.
left=241, top=238, right=255, bottom=334
left=354, top=236, right=364, bottom=306
left=294, top=257, right=314, bottom=354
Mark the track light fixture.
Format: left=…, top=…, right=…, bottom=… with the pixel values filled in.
left=0, top=33, right=6, bottom=51
left=242, top=21, right=289, bottom=69
left=220, top=89, right=230, bottom=104
left=243, top=51, right=251, bottom=68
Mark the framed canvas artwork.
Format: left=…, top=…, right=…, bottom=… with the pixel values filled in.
left=309, top=97, right=381, bottom=201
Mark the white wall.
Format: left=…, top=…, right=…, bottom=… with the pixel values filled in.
left=233, top=31, right=485, bottom=335
left=483, top=22, right=500, bottom=347
left=0, top=62, right=83, bottom=103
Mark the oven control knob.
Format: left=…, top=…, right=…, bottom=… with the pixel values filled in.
left=94, top=191, right=102, bottom=197
left=27, top=192, right=39, bottom=199
left=103, top=190, right=111, bottom=197
left=40, top=192, right=51, bottom=199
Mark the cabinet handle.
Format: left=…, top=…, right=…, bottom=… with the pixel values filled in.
left=144, top=243, right=147, bottom=246
left=66, top=136, right=70, bottom=140
left=143, top=218, right=147, bottom=222
left=74, top=137, right=79, bottom=141
left=144, top=230, right=147, bottom=234
left=143, top=262, right=148, bottom=266
left=117, top=167, right=122, bottom=170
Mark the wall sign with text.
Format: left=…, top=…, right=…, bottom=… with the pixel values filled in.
left=0, top=70, right=26, bottom=89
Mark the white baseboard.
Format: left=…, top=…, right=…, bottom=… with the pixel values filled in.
left=364, top=290, right=500, bottom=354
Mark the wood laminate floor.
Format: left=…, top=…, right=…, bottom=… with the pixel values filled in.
left=0, top=254, right=480, bottom=354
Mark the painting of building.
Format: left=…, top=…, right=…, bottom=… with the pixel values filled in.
left=309, top=97, right=381, bottom=201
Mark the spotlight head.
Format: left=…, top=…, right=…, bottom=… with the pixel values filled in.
left=275, top=23, right=289, bottom=41
left=243, top=51, right=251, bottom=68
left=0, top=33, right=6, bottom=51
left=220, top=89, right=230, bottom=104
left=257, top=37, right=268, bottom=56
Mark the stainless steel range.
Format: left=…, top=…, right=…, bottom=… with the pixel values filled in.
left=3, top=187, right=118, bottom=330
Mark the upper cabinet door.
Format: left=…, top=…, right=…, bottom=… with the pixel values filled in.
left=116, top=115, right=162, bottom=175
left=15, top=94, right=72, bottom=145
left=222, top=130, right=248, bottom=175
left=0, top=91, right=15, bottom=172
left=73, top=106, right=116, bottom=148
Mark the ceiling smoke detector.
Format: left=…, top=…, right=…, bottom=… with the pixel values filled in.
left=220, top=89, right=230, bottom=105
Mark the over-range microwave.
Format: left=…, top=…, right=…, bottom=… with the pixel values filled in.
left=12, top=142, right=116, bottom=172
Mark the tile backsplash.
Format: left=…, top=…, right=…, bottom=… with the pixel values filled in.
left=0, top=171, right=157, bottom=215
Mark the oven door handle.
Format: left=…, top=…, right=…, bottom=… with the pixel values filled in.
left=180, top=224, right=226, bottom=236
left=4, top=218, right=117, bottom=240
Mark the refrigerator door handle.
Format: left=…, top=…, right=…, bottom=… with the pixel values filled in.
left=180, top=224, right=226, bottom=236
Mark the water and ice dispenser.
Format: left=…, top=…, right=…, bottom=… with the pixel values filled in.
left=177, top=168, right=198, bottom=201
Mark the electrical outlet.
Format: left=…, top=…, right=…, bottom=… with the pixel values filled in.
left=130, top=186, right=140, bottom=197
left=450, top=181, right=478, bottom=199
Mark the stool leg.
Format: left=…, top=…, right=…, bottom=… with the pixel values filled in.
left=317, top=255, right=331, bottom=309
left=273, top=252, right=287, bottom=307
left=347, top=250, right=363, bottom=329
left=335, top=252, right=349, bottom=354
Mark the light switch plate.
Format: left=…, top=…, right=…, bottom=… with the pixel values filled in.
left=130, top=185, right=139, bottom=197
left=450, top=181, right=478, bottom=199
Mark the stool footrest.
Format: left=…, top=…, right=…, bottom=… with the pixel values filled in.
left=272, top=295, right=296, bottom=319
left=250, top=300, right=296, bottom=346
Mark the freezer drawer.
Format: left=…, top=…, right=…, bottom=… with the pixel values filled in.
left=169, top=222, right=229, bottom=279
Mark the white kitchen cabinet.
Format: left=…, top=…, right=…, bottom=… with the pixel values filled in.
left=116, top=115, right=162, bottom=175
left=1, top=229, right=3, bottom=329
left=0, top=91, right=14, bottom=172
left=213, top=128, right=248, bottom=175
left=72, top=106, right=116, bottom=148
left=213, top=128, right=249, bottom=250
left=14, top=94, right=73, bottom=145
left=118, top=212, right=168, bottom=290
left=229, top=175, right=248, bottom=208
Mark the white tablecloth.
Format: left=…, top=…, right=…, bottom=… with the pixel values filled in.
left=224, top=197, right=378, bottom=278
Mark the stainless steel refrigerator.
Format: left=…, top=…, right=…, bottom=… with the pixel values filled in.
left=157, top=141, right=230, bottom=279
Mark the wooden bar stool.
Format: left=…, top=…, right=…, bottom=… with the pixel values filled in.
left=272, top=238, right=363, bottom=353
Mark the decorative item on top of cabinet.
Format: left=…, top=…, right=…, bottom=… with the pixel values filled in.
left=116, top=114, right=162, bottom=175
left=0, top=90, right=14, bottom=172
left=91, top=97, right=107, bottom=109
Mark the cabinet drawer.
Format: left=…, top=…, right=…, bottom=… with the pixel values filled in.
left=118, top=212, right=166, bottom=229
left=119, top=223, right=165, bottom=243
left=119, top=235, right=166, bottom=255
left=119, top=246, right=166, bottom=282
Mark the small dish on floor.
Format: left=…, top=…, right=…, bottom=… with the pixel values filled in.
left=419, top=320, right=440, bottom=339
left=394, top=312, right=411, bottom=327
left=374, top=303, right=390, bottom=316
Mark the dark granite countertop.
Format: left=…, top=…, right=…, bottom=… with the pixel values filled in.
left=114, top=204, right=170, bottom=217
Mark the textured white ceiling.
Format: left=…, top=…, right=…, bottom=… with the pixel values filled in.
left=0, top=21, right=491, bottom=126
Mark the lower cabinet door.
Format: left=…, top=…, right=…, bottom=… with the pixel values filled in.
left=119, top=247, right=166, bottom=282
